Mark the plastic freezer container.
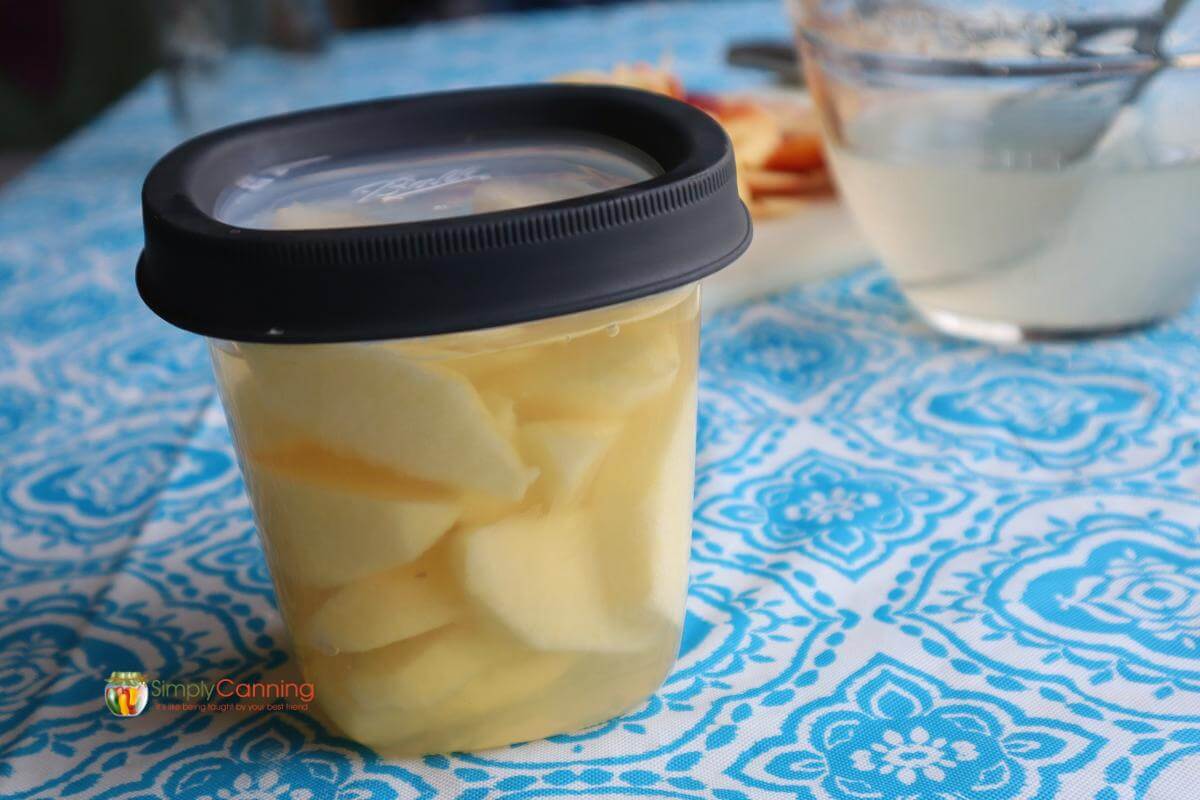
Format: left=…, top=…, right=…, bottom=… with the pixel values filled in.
left=137, top=85, right=751, bottom=754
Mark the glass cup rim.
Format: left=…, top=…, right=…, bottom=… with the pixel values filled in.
left=796, top=24, right=1200, bottom=81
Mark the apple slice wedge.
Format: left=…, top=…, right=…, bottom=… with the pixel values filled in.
left=591, top=380, right=698, bottom=625
left=343, top=624, right=526, bottom=710
left=439, top=652, right=574, bottom=720
left=518, top=419, right=620, bottom=507
left=452, top=512, right=650, bottom=653
left=246, top=460, right=459, bottom=588
left=480, top=324, right=680, bottom=418
left=241, top=344, right=536, bottom=499
left=305, top=652, right=441, bottom=745
left=305, top=553, right=461, bottom=653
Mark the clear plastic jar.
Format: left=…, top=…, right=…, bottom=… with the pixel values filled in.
left=137, top=85, right=750, bottom=753
left=210, top=285, right=698, bottom=752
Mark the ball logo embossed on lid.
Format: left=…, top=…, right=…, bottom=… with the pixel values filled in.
left=351, top=166, right=491, bottom=205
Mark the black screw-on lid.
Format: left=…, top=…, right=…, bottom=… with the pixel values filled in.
left=137, top=84, right=751, bottom=343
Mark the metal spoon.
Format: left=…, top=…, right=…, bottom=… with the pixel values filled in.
left=983, top=0, right=1192, bottom=167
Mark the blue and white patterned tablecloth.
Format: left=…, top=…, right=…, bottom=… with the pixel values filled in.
left=3, top=2, right=1200, bottom=799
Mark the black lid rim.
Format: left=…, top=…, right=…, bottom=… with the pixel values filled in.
left=136, top=216, right=751, bottom=345
left=137, top=84, right=752, bottom=343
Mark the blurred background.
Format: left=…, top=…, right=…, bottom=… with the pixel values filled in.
left=0, top=0, right=665, bottom=185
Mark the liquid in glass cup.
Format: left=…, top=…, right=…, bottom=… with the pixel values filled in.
left=790, top=0, right=1200, bottom=342
left=136, top=86, right=751, bottom=754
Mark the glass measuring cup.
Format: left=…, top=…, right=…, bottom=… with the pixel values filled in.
left=790, top=0, right=1200, bottom=341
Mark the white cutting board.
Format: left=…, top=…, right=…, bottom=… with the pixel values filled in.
left=703, top=196, right=876, bottom=313
left=699, top=87, right=877, bottom=313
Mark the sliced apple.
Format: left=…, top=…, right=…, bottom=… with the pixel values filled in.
left=246, top=461, right=459, bottom=588
left=481, top=392, right=518, bottom=441
left=304, top=554, right=461, bottom=653
left=305, top=653, right=430, bottom=745
left=518, top=420, right=619, bottom=506
left=240, top=344, right=535, bottom=499
left=453, top=491, right=524, bottom=529
left=446, top=649, right=672, bottom=752
left=440, top=652, right=573, bottom=720
left=687, top=93, right=782, bottom=167
left=344, top=624, right=524, bottom=710
left=764, top=132, right=826, bottom=173
left=744, top=166, right=833, bottom=198
left=453, top=512, right=649, bottom=652
left=749, top=196, right=813, bottom=221
left=445, top=346, right=539, bottom=382
left=402, top=287, right=693, bottom=366
left=591, top=380, right=698, bottom=624
left=481, top=325, right=680, bottom=418
left=222, top=376, right=306, bottom=457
